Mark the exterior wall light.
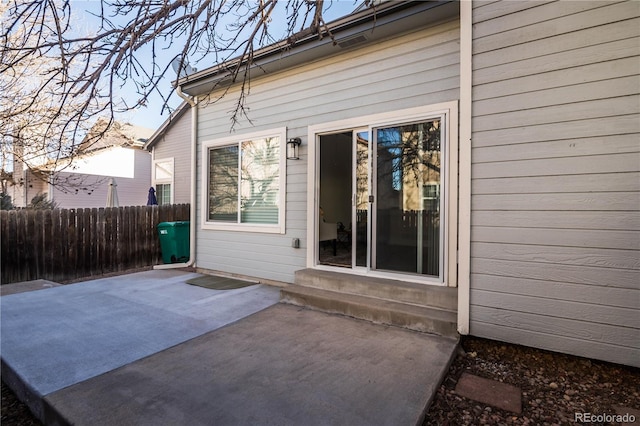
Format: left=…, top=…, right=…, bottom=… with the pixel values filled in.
left=286, top=138, right=301, bottom=160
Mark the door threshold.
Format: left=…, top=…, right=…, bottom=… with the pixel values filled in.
left=312, top=264, right=447, bottom=287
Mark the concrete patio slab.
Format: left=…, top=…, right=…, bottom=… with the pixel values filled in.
left=2, top=269, right=458, bottom=425
left=44, top=304, right=457, bottom=426
left=1, top=270, right=279, bottom=418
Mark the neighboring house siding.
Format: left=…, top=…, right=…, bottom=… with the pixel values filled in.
left=196, top=19, right=461, bottom=283
left=470, top=1, right=640, bottom=366
left=50, top=149, right=152, bottom=208
left=152, top=108, right=192, bottom=204
left=8, top=170, right=48, bottom=207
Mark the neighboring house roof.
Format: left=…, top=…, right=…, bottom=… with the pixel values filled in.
left=38, top=120, right=154, bottom=173
left=79, top=119, right=155, bottom=152
left=143, top=101, right=190, bottom=151
left=178, top=1, right=457, bottom=97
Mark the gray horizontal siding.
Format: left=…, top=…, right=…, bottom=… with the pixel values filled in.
left=152, top=108, right=192, bottom=204
left=474, top=134, right=639, bottom=163
left=473, top=192, right=639, bottom=212
left=472, top=227, right=639, bottom=251
left=195, top=19, right=460, bottom=283
left=199, top=21, right=460, bottom=134
left=474, top=1, right=632, bottom=51
left=473, top=173, right=640, bottom=194
left=470, top=311, right=639, bottom=367
left=472, top=274, right=637, bottom=309
left=472, top=258, right=638, bottom=290
left=470, top=0, right=640, bottom=367
left=472, top=242, right=639, bottom=271
left=474, top=210, right=640, bottom=231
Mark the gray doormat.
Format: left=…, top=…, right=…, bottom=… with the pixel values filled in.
left=185, top=275, right=257, bottom=290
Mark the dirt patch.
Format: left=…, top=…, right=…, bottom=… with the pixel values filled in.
left=58, top=266, right=156, bottom=284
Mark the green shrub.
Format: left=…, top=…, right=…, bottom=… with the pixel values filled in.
left=0, top=192, right=14, bottom=210
left=27, top=193, right=58, bottom=210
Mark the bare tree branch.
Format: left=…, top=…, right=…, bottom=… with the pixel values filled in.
left=1, top=0, right=361, bottom=192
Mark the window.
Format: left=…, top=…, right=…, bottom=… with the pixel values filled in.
left=423, top=184, right=440, bottom=213
left=202, top=128, right=287, bottom=233
left=156, top=183, right=171, bottom=205
left=153, top=158, right=174, bottom=205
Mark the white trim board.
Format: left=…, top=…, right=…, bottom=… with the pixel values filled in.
left=457, top=0, right=472, bottom=335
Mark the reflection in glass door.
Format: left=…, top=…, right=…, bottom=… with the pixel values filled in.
left=372, top=119, right=442, bottom=277
left=354, top=130, right=369, bottom=268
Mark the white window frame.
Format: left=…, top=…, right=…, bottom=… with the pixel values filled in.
left=201, top=127, right=287, bottom=234
left=153, top=157, right=174, bottom=205
left=306, top=102, right=458, bottom=287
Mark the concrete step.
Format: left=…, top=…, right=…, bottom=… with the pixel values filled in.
left=280, top=286, right=458, bottom=338
left=294, top=268, right=457, bottom=311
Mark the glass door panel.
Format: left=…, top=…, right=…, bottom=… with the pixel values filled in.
left=354, top=130, right=369, bottom=268
left=373, top=119, right=442, bottom=277
left=318, top=132, right=352, bottom=267
left=317, top=130, right=369, bottom=269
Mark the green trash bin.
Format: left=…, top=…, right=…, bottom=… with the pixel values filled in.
left=157, top=221, right=190, bottom=264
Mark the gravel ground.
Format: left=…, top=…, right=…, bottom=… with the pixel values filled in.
left=2, top=336, right=638, bottom=426
left=1, top=382, right=41, bottom=426
left=424, top=337, right=640, bottom=426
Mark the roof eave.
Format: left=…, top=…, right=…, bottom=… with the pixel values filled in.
left=178, top=1, right=458, bottom=97
left=143, top=101, right=190, bottom=150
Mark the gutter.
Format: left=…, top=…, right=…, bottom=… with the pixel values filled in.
left=178, top=1, right=457, bottom=97
left=179, top=1, right=410, bottom=82
left=153, top=85, right=198, bottom=270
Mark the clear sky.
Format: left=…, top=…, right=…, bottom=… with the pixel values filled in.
left=72, top=1, right=359, bottom=132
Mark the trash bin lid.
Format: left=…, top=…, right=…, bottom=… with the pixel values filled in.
left=158, top=221, right=189, bottom=228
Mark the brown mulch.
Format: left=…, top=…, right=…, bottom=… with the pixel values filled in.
left=2, top=333, right=638, bottom=425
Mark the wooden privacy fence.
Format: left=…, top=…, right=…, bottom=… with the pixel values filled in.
left=0, top=204, right=190, bottom=285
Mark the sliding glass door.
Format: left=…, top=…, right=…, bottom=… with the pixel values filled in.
left=372, top=119, right=443, bottom=277
left=316, top=116, right=444, bottom=280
